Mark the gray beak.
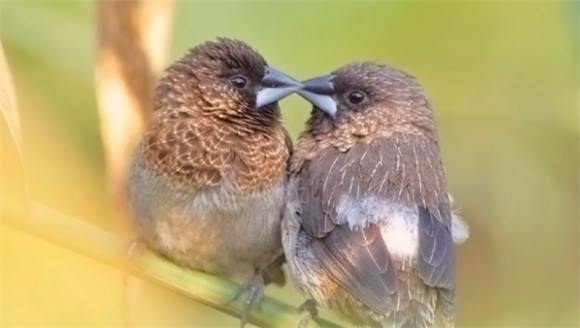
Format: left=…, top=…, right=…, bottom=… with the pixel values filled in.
left=255, top=67, right=302, bottom=108
left=297, top=74, right=337, bottom=117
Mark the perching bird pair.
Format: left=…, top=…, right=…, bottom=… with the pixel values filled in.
left=128, top=38, right=469, bottom=328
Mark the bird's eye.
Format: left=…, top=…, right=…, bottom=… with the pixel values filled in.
left=230, top=76, right=247, bottom=89
left=347, top=91, right=365, bottom=105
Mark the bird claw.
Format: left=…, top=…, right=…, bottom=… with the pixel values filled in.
left=227, top=272, right=265, bottom=328
left=297, top=299, right=318, bottom=328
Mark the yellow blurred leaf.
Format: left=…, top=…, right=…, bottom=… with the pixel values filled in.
left=0, top=40, right=21, bottom=153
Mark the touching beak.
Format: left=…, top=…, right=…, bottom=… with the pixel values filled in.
left=256, top=67, right=303, bottom=108
left=296, top=74, right=337, bottom=117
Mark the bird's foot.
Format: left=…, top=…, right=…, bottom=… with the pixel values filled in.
left=262, top=254, right=286, bottom=286
left=297, top=299, right=318, bottom=328
left=227, top=271, right=265, bottom=328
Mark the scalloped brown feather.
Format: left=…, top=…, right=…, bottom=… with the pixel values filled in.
left=143, top=116, right=289, bottom=194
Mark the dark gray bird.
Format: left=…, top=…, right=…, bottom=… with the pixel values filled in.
left=282, top=62, right=469, bottom=328
left=128, top=38, right=301, bottom=327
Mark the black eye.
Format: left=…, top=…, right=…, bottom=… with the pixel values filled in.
left=348, top=91, right=365, bottom=104
left=230, top=76, right=247, bottom=89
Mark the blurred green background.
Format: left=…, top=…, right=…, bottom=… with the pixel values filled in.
left=1, top=1, right=578, bottom=327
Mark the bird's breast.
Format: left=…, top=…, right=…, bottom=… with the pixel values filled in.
left=229, top=130, right=289, bottom=194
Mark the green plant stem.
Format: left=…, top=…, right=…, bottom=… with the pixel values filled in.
left=2, top=196, right=343, bottom=328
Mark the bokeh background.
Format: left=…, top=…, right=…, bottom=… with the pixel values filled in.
left=1, top=1, right=578, bottom=327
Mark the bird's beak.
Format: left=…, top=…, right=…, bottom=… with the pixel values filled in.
left=297, top=74, right=337, bottom=117
left=256, top=67, right=303, bottom=108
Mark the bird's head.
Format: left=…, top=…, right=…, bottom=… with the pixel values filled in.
left=155, top=38, right=301, bottom=124
left=298, top=62, right=437, bottom=143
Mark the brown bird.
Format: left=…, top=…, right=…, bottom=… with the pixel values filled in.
left=282, top=62, right=469, bottom=328
left=128, top=38, right=301, bottom=326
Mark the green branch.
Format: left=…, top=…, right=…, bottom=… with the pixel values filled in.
left=2, top=196, right=343, bottom=328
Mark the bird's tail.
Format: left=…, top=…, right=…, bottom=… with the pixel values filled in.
left=379, top=266, right=441, bottom=328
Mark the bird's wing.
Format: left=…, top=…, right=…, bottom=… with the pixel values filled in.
left=417, top=203, right=457, bottom=320
left=143, top=119, right=234, bottom=187
left=417, top=204, right=455, bottom=289
left=296, top=136, right=456, bottom=313
left=313, top=224, right=398, bottom=313
left=297, top=143, right=398, bottom=313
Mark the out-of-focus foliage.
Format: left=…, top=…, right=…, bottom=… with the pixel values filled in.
left=1, top=41, right=21, bottom=151
left=95, top=0, right=175, bottom=236
left=1, top=1, right=578, bottom=327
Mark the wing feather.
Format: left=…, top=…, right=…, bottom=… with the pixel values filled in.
left=295, top=135, right=456, bottom=313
